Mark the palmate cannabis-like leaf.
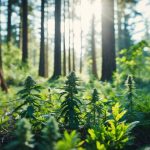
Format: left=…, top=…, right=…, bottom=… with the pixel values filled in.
left=59, top=72, right=82, bottom=129
left=64, top=72, right=79, bottom=94
left=4, top=118, right=34, bottom=150
left=13, top=76, right=43, bottom=119
left=17, top=76, right=42, bottom=96
left=92, top=89, right=99, bottom=103
left=86, top=89, right=104, bottom=127
left=125, top=75, right=136, bottom=111
left=37, top=117, right=60, bottom=150
left=90, top=89, right=99, bottom=126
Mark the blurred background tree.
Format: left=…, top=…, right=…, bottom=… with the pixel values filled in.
left=0, top=0, right=149, bottom=81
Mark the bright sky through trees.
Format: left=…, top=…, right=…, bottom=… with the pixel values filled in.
left=1, top=0, right=150, bottom=76
left=47, top=0, right=101, bottom=57
left=1, top=0, right=149, bottom=51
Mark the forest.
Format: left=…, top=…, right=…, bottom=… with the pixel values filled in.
left=0, top=0, right=150, bottom=149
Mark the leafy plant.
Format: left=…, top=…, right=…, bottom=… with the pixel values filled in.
left=5, top=118, right=34, bottom=150
left=36, top=117, right=60, bottom=150
left=55, top=131, right=84, bottom=150
left=116, top=40, right=148, bottom=78
left=86, top=103, right=139, bottom=150
left=2, top=43, right=37, bottom=86
left=134, top=93, right=150, bottom=113
left=59, top=72, right=82, bottom=129
left=86, top=89, right=104, bottom=127
left=86, top=129, right=106, bottom=150
left=13, top=76, right=43, bottom=120
left=91, top=89, right=99, bottom=126
left=125, top=75, right=136, bottom=111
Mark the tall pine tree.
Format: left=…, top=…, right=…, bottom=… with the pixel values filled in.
left=39, top=0, right=46, bottom=77
left=22, top=0, right=28, bottom=63
left=101, top=0, right=116, bottom=81
left=7, top=0, right=12, bottom=50
left=91, top=15, right=98, bottom=78
left=52, top=0, right=61, bottom=78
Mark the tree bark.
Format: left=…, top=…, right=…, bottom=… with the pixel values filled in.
left=39, top=0, right=46, bottom=77
left=52, top=0, right=61, bottom=78
left=63, top=0, right=66, bottom=76
left=0, top=70, right=8, bottom=93
left=0, top=2, right=7, bottom=93
left=72, top=0, right=75, bottom=72
left=0, top=0, right=2, bottom=69
left=22, top=0, right=28, bottom=63
left=79, top=0, right=83, bottom=74
left=45, top=1, right=49, bottom=77
left=68, top=0, right=71, bottom=73
left=91, top=15, right=98, bottom=78
left=118, top=0, right=125, bottom=51
left=101, top=0, right=116, bottom=81
left=19, top=3, right=22, bottom=50
left=7, top=0, right=12, bottom=50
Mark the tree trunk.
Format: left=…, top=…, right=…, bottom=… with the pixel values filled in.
left=22, top=0, right=28, bottom=63
left=63, top=0, right=66, bottom=76
left=19, top=3, right=22, bottom=49
left=72, top=0, right=75, bottom=72
left=0, top=70, right=8, bottom=93
left=0, top=0, right=2, bottom=69
left=117, top=0, right=125, bottom=51
left=79, top=0, right=83, bottom=74
left=0, top=3, right=7, bottom=93
left=45, top=1, right=49, bottom=77
left=79, top=29, right=83, bottom=74
left=91, top=15, right=98, bottom=78
left=68, top=0, right=71, bottom=73
left=7, top=0, right=12, bottom=50
left=124, top=15, right=132, bottom=49
left=101, top=0, right=116, bottom=81
left=39, top=0, right=46, bottom=77
left=52, top=0, right=61, bottom=78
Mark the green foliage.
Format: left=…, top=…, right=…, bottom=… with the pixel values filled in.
left=5, top=118, right=34, bottom=150
left=13, top=76, right=43, bottom=119
left=86, top=129, right=106, bottom=150
left=59, top=72, right=82, bottom=129
left=86, top=103, right=139, bottom=150
left=134, top=93, right=150, bottom=113
left=37, top=117, right=60, bottom=150
left=125, top=75, right=136, bottom=111
left=116, top=40, right=148, bottom=77
left=86, top=89, right=104, bottom=127
left=2, top=43, right=37, bottom=86
left=2, top=43, right=21, bottom=70
left=0, top=69, right=149, bottom=149
left=91, top=89, right=99, bottom=126
left=55, top=131, right=84, bottom=150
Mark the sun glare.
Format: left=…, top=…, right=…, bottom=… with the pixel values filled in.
left=48, top=0, right=102, bottom=57
left=75, top=0, right=101, bottom=56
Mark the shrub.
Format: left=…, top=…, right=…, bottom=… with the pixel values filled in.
left=36, top=117, right=60, bottom=150
left=4, top=118, right=34, bottom=150
left=125, top=75, right=136, bottom=112
left=86, top=89, right=104, bottom=127
left=55, top=131, right=84, bottom=150
left=59, top=72, right=82, bottom=129
left=86, top=103, right=139, bottom=150
left=116, top=41, right=148, bottom=78
left=13, top=76, right=43, bottom=120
